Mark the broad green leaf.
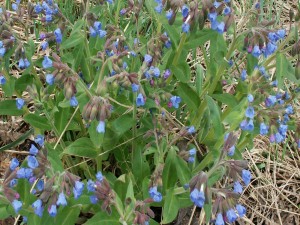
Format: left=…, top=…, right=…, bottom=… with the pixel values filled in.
left=111, top=114, right=135, bottom=136
left=46, top=143, right=64, bottom=172
left=84, top=210, right=120, bottom=225
left=170, top=62, right=190, bottom=83
left=88, top=120, right=104, bottom=149
left=195, top=65, right=204, bottom=95
left=0, top=205, right=10, bottom=219
left=162, top=148, right=177, bottom=191
left=177, top=82, right=200, bottom=111
left=184, top=29, right=214, bottom=49
left=132, top=146, right=150, bottom=183
left=162, top=189, right=180, bottom=224
left=175, top=155, right=191, bottom=185
left=64, top=137, right=98, bottom=158
left=15, top=74, right=34, bottom=92
left=54, top=107, right=70, bottom=134
left=193, top=151, right=213, bottom=173
left=212, top=93, right=238, bottom=108
left=61, top=33, right=84, bottom=50
left=24, top=113, right=51, bottom=130
left=0, top=100, right=24, bottom=116
left=205, top=96, right=223, bottom=138
left=55, top=205, right=81, bottom=225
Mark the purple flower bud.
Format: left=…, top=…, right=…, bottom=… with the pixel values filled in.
left=42, top=56, right=53, bottom=69
left=236, top=204, right=246, bottom=217
left=136, top=93, right=145, bottom=107
left=56, top=192, right=67, bottom=206
left=96, top=121, right=105, bottom=133
left=233, top=181, right=243, bottom=194
left=241, top=169, right=251, bottom=185
left=190, top=189, right=205, bottom=207
left=70, top=96, right=78, bottom=107
left=226, top=209, right=238, bottom=223
left=16, top=98, right=25, bottom=110
left=120, top=8, right=126, bottom=15
left=10, top=158, right=19, bottom=171
left=27, top=156, right=39, bottom=169
left=149, top=186, right=162, bottom=202
left=12, top=199, right=22, bottom=213
left=48, top=204, right=57, bottom=217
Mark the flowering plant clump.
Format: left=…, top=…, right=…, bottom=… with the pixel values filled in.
left=0, top=0, right=299, bottom=224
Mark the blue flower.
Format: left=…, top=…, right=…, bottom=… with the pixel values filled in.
left=189, top=148, right=196, bottom=156
left=215, top=213, right=225, bottom=225
left=70, top=96, right=78, bottom=107
left=268, top=32, right=278, bottom=42
left=16, top=168, right=33, bottom=179
left=46, top=74, right=54, bottom=85
left=242, top=169, right=251, bottom=185
left=87, top=180, right=96, bottom=192
left=89, top=26, right=97, bottom=37
left=0, top=47, right=6, bottom=57
left=155, top=3, right=163, bottom=13
left=247, top=94, right=254, bottom=103
left=27, top=156, right=39, bottom=169
left=228, top=146, right=235, bottom=156
left=32, top=199, right=43, bottom=217
left=48, top=204, right=57, bottom=217
left=73, top=181, right=84, bottom=199
left=246, top=119, right=254, bottom=131
left=96, top=171, right=104, bottom=182
left=98, top=30, right=107, bottom=38
left=12, top=3, right=18, bottom=11
left=96, top=121, right=105, bottom=133
left=182, top=23, right=190, bottom=33
left=0, top=75, right=6, bottom=85
left=233, top=181, right=243, bottom=194
left=208, top=12, right=217, bottom=22
left=190, top=189, right=205, bottom=207
left=275, top=132, right=284, bottom=143
left=131, top=83, right=139, bottom=92
left=54, top=28, right=62, bottom=43
left=245, top=106, right=255, bottom=119
left=35, top=3, right=43, bottom=13
left=45, top=14, right=53, bottom=22
left=12, top=199, right=22, bottom=213
left=16, top=98, right=25, bottom=110
left=259, top=123, right=269, bottom=135
left=226, top=209, right=238, bottom=223
left=213, top=1, right=222, bottom=8
left=29, top=144, right=39, bottom=155
left=223, top=6, right=231, bottom=15
left=276, top=29, right=285, bottom=39
left=182, top=5, right=189, bottom=18
left=149, top=186, right=162, bottom=202
left=10, top=158, right=19, bottom=171
left=187, top=126, right=196, bottom=134
left=216, top=22, right=225, bottom=34
left=144, top=54, right=152, bottom=63
left=252, top=45, right=261, bottom=58
left=90, top=195, right=98, bottom=204
left=241, top=69, right=247, bottom=81
left=10, top=179, right=17, bottom=187
left=285, top=104, right=293, bottom=114
left=265, top=95, right=277, bottom=107
left=166, top=10, right=173, bottom=21
left=36, top=180, right=44, bottom=191
left=170, top=96, right=181, bottom=109
left=56, top=192, right=67, bottom=206
left=42, top=56, right=53, bottom=69
left=136, top=93, right=145, bottom=107
left=236, top=204, right=246, bottom=217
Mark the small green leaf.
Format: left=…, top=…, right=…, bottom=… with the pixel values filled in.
left=61, top=33, right=84, bottom=50
left=175, top=155, right=191, bottom=185
left=24, top=113, right=51, bottom=130
left=84, top=210, right=120, bottom=225
left=55, top=205, right=81, bottom=225
left=162, top=148, right=177, bottom=191
left=111, top=114, right=135, bottom=136
left=212, top=93, right=238, bottom=108
left=0, top=100, right=24, bottom=116
left=64, top=137, right=98, bottom=158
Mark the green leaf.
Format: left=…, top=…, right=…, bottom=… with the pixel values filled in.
left=195, top=65, right=204, bottom=95
left=24, top=113, right=51, bottom=130
left=193, top=152, right=213, bottom=173
left=15, top=74, right=34, bottom=92
left=177, top=82, right=200, bottom=111
left=84, top=210, right=120, bottom=225
left=0, top=100, right=24, bottom=116
left=170, top=62, right=190, bottom=83
left=55, top=205, right=81, bottom=225
left=54, top=107, right=70, bottom=134
left=111, top=114, right=135, bottom=136
left=45, top=143, right=64, bottom=172
left=88, top=120, right=104, bottom=149
left=162, top=189, right=180, bottom=224
left=205, top=96, right=223, bottom=138
left=162, top=148, right=177, bottom=191
left=61, top=33, right=84, bottom=50
left=212, top=93, right=238, bottom=108
left=132, top=145, right=150, bottom=183
left=0, top=205, right=10, bottom=219
left=64, top=137, right=98, bottom=158
left=184, top=29, right=214, bottom=49
left=175, top=155, right=191, bottom=185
